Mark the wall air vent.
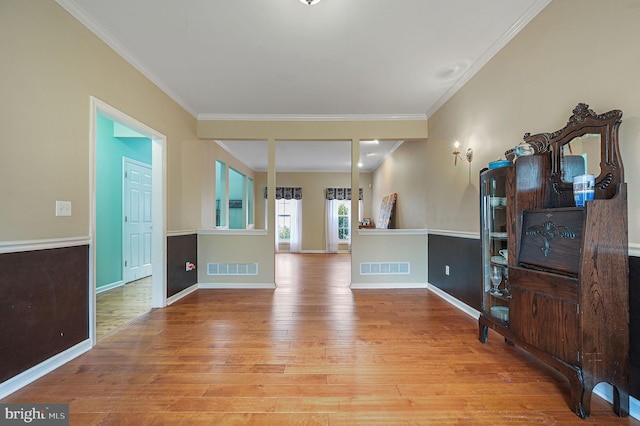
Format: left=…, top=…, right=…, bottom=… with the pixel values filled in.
left=207, top=262, right=258, bottom=276
left=360, top=262, right=410, bottom=275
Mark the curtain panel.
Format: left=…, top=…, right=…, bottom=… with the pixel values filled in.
left=324, top=187, right=363, bottom=201
left=264, top=187, right=303, bottom=200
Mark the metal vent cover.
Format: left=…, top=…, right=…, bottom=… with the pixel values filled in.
left=207, top=262, right=259, bottom=276
left=360, top=262, right=410, bottom=275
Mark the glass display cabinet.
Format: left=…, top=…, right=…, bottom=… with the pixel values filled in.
left=480, top=165, right=512, bottom=327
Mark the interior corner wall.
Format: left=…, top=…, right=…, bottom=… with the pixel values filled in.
left=371, top=140, right=428, bottom=229
left=424, top=0, right=640, bottom=243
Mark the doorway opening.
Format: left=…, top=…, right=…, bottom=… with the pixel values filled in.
left=90, top=97, right=166, bottom=344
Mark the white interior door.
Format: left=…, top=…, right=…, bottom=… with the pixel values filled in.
left=123, top=158, right=152, bottom=283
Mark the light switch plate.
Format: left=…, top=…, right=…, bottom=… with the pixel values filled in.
left=55, top=200, right=72, bottom=217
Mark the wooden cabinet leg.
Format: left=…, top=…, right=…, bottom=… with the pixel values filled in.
left=570, top=392, right=587, bottom=419
left=568, top=371, right=587, bottom=419
left=479, top=324, right=488, bottom=344
left=613, top=386, right=629, bottom=417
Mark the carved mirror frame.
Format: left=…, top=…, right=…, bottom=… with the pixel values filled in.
left=548, top=103, right=623, bottom=204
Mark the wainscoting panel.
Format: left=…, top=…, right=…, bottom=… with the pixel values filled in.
left=167, top=234, right=198, bottom=298
left=428, top=234, right=481, bottom=311
left=0, top=245, right=89, bottom=384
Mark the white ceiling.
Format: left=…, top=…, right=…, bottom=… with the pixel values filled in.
left=57, top=0, right=550, bottom=171
left=217, top=139, right=402, bottom=172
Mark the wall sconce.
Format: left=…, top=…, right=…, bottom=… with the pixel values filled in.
left=453, top=141, right=473, bottom=166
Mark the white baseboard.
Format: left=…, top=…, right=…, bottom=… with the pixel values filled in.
left=593, top=383, right=639, bottom=420
left=350, top=282, right=427, bottom=289
left=427, top=283, right=480, bottom=319
left=0, top=339, right=92, bottom=399
left=96, top=280, right=124, bottom=294
left=166, top=284, right=198, bottom=305
left=198, top=282, right=276, bottom=289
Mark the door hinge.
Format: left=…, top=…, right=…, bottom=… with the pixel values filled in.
left=124, top=260, right=128, bottom=267
left=125, top=216, right=128, bottom=222
left=124, top=171, right=128, bottom=178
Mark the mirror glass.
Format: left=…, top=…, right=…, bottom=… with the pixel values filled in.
left=560, top=133, right=601, bottom=183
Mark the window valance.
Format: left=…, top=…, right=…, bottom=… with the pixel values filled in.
left=264, top=186, right=303, bottom=200
left=325, top=187, right=363, bottom=201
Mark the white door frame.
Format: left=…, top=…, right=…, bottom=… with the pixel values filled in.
left=89, top=96, right=167, bottom=346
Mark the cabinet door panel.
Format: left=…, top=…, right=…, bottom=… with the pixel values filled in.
left=510, top=286, right=579, bottom=364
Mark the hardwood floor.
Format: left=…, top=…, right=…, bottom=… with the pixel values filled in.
left=96, top=277, right=152, bottom=341
left=3, top=253, right=637, bottom=425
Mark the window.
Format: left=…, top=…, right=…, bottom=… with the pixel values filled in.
left=277, top=199, right=294, bottom=241
left=337, top=200, right=350, bottom=241
left=247, top=178, right=254, bottom=227
left=228, top=168, right=245, bottom=229
left=215, top=160, right=227, bottom=227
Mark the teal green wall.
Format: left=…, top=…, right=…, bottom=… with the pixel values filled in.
left=96, top=113, right=151, bottom=289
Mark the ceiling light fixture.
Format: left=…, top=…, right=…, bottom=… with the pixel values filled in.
left=299, top=0, right=322, bottom=5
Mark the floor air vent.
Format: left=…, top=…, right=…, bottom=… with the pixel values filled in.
left=360, top=262, right=410, bottom=275
left=207, top=263, right=259, bottom=276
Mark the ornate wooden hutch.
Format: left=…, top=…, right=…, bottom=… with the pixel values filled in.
left=478, top=104, right=629, bottom=418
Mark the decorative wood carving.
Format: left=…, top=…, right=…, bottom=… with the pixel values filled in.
left=525, top=220, right=576, bottom=257
left=504, top=132, right=551, bottom=161
left=548, top=103, right=623, bottom=206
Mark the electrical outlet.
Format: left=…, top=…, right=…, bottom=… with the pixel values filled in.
left=55, top=200, right=72, bottom=217
left=445, top=265, right=450, bottom=275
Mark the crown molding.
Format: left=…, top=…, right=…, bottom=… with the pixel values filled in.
left=55, top=0, right=198, bottom=118
left=425, top=0, right=552, bottom=118
left=197, top=113, right=427, bottom=122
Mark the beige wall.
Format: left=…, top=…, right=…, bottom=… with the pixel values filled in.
left=197, top=232, right=275, bottom=286
left=425, top=0, right=640, bottom=245
left=6, top=0, right=638, bottom=256
left=351, top=231, right=428, bottom=286
left=0, top=0, right=266, bottom=241
left=0, top=0, right=201, bottom=240
left=371, top=140, right=428, bottom=229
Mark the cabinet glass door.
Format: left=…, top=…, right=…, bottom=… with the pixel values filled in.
left=481, top=168, right=510, bottom=323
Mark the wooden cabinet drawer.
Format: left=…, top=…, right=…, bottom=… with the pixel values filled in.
left=509, top=266, right=579, bottom=303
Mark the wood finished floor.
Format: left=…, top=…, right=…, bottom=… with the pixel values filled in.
left=96, top=277, right=152, bottom=341
left=3, top=253, right=637, bottom=425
